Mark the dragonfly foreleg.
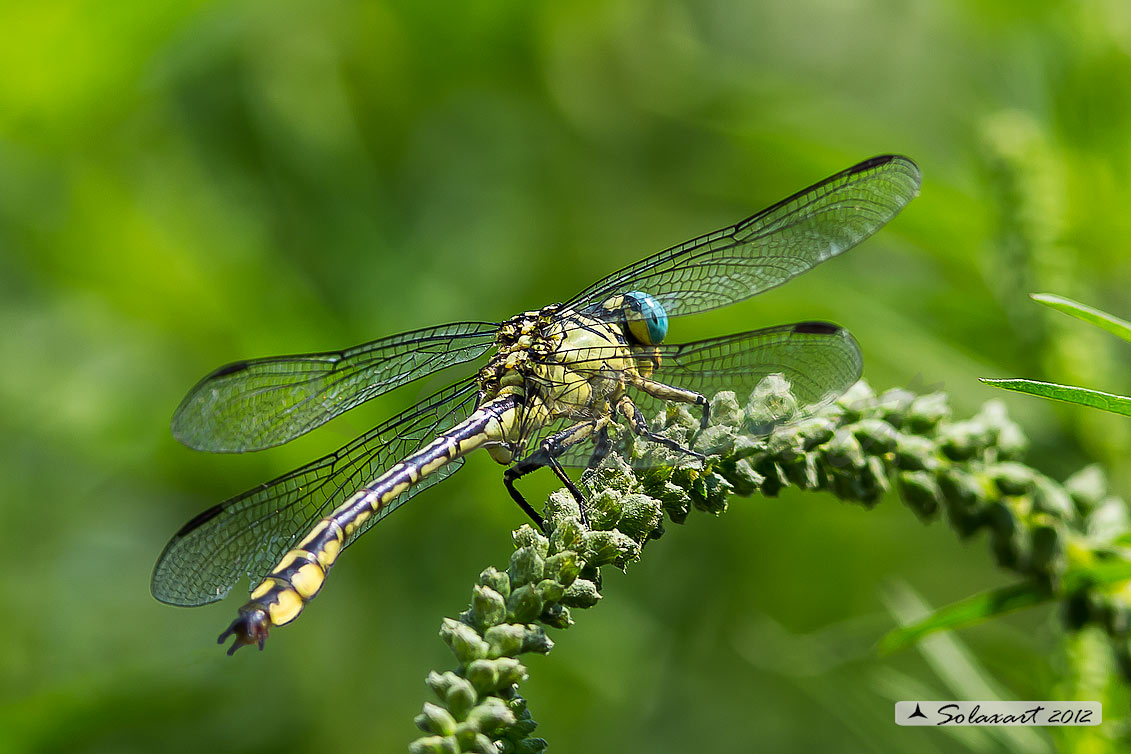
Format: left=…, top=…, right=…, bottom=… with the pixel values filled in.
left=504, top=417, right=610, bottom=530
left=628, top=376, right=710, bottom=429
left=616, top=395, right=706, bottom=461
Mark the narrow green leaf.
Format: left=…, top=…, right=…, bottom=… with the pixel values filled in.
left=979, top=378, right=1131, bottom=418
left=878, top=583, right=1045, bottom=654
left=1031, top=293, right=1131, bottom=343
left=880, top=559, right=1131, bottom=653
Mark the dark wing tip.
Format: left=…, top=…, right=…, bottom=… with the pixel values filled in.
left=209, top=360, right=251, bottom=379
left=791, top=321, right=843, bottom=335
left=858, top=154, right=922, bottom=193
left=170, top=502, right=226, bottom=539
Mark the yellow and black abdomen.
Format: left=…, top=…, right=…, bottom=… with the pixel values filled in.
left=219, top=395, right=519, bottom=653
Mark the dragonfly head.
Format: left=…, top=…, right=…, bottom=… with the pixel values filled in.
left=621, top=291, right=669, bottom=346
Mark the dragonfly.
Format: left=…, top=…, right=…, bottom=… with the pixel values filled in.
left=152, top=154, right=921, bottom=654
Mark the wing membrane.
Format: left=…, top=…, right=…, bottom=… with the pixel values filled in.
left=566, top=155, right=920, bottom=317
left=632, top=321, right=861, bottom=421
left=152, top=379, right=481, bottom=606
left=172, top=321, right=497, bottom=452
left=534, top=323, right=861, bottom=468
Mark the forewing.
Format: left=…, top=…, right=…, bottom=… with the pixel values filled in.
left=152, top=379, right=481, bottom=606
left=172, top=321, right=498, bottom=452
left=566, top=155, right=920, bottom=317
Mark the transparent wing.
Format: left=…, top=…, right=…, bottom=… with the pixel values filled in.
left=172, top=321, right=497, bottom=452
left=565, top=155, right=920, bottom=317
left=152, top=379, right=481, bottom=606
left=628, top=321, right=861, bottom=427
left=533, top=322, right=861, bottom=469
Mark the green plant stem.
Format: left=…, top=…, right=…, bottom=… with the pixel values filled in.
left=409, top=379, right=1131, bottom=753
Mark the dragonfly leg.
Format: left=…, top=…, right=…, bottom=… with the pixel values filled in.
left=617, top=395, right=705, bottom=461
left=628, top=376, right=710, bottom=429
left=584, top=425, right=612, bottom=472
left=504, top=417, right=609, bottom=529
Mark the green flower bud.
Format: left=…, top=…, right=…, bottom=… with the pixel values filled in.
left=451, top=723, right=479, bottom=751
left=484, top=623, right=525, bottom=658
left=906, top=392, right=950, bottom=432
left=690, top=472, right=730, bottom=514
left=471, top=585, right=507, bottom=629
left=824, top=427, right=866, bottom=470
left=781, top=451, right=821, bottom=490
left=586, top=489, right=623, bottom=532
left=493, top=656, right=529, bottom=686
left=478, top=566, right=511, bottom=599
left=539, top=603, right=573, bottom=629
left=655, top=480, right=691, bottom=522
left=536, top=578, right=565, bottom=604
left=426, top=670, right=459, bottom=700
left=512, top=525, right=549, bottom=557
left=543, top=551, right=580, bottom=588
left=939, top=468, right=987, bottom=537
left=938, top=420, right=992, bottom=461
left=1064, top=465, right=1107, bottom=513
left=986, top=500, right=1028, bottom=570
left=561, top=579, right=602, bottom=608
left=509, top=546, right=545, bottom=588
left=466, top=658, right=501, bottom=693
left=520, top=624, right=554, bottom=654
left=717, top=457, right=764, bottom=496
left=618, top=493, right=663, bottom=540
left=893, top=433, right=938, bottom=472
left=583, top=530, right=641, bottom=568
left=408, top=735, right=459, bottom=754
left=1031, top=523, right=1066, bottom=583
left=754, top=457, right=788, bottom=497
left=732, top=433, right=767, bottom=458
left=507, top=584, right=544, bottom=623
left=444, top=675, right=478, bottom=719
left=441, top=617, right=489, bottom=665
left=514, top=737, right=549, bottom=754
left=709, top=390, right=743, bottom=427
left=857, top=455, right=891, bottom=506
left=988, top=462, right=1035, bottom=496
left=796, top=416, right=836, bottom=450
left=416, top=702, right=457, bottom=736
left=876, top=387, right=916, bottom=427
left=695, top=424, right=737, bottom=455
left=1086, top=497, right=1131, bottom=542
left=466, top=697, right=517, bottom=734
left=994, top=418, right=1029, bottom=460
left=897, top=470, right=941, bottom=520
left=836, top=380, right=876, bottom=422
left=851, top=418, right=899, bottom=455
left=765, top=424, right=806, bottom=458
left=1030, top=477, right=1073, bottom=519
left=547, top=516, right=586, bottom=555
left=543, top=489, right=582, bottom=523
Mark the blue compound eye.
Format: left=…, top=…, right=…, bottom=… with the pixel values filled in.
left=623, top=291, right=669, bottom=345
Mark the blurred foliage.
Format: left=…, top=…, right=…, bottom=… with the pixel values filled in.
left=2, top=0, right=1130, bottom=752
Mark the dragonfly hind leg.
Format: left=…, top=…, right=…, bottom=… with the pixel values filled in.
left=504, top=417, right=609, bottom=530
left=616, top=395, right=706, bottom=462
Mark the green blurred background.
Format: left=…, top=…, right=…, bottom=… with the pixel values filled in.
left=2, top=0, right=1130, bottom=751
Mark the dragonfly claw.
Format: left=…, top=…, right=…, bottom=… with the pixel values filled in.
left=218, top=608, right=270, bottom=655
